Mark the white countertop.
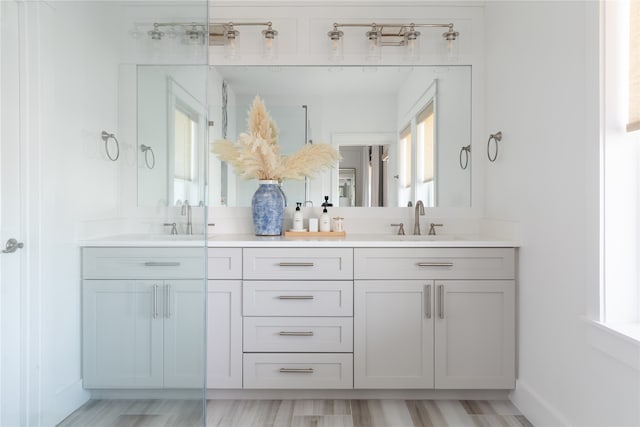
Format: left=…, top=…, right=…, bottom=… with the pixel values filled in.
left=78, top=233, right=520, bottom=248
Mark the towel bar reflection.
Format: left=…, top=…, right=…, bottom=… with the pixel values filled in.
left=459, top=144, right=470, bottom=169
left=101, top=131, right=120, bottom=161
left=140, top=144, right=156, bottom=169
left=487, top=131, right=502, bottom=162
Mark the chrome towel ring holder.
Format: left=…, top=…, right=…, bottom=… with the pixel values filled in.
left=140, top=144, right=156, bottom=169
left=101, top=131, right=120, bottom=161
left=459, top=144, right=471, bottom=170
left=487, top=131, right=502, bottom=162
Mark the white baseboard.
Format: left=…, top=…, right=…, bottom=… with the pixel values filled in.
left=207, top=389, right=512, bottom=400
left=88, top=388, right=511, bottom=401
left=509, top=380, right=570, bottom=427
left=51, top=380, right=90, bottom=426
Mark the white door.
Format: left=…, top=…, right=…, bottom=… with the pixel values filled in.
left=82, top=280, right=164, bottom=388
left=354, top=280, right=434, bottom=388
left=434, top=280, right=516, bottom=389
left=206, top=280, right=242, bottom=389
left=1, top=1, right=27, bottom=425
left=163, top=280, right=206, bottom=388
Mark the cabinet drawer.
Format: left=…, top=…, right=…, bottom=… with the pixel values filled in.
left=243, top=353, right=353, bottom=389
left=243, top=248, right=353, bottom=280
left=243, top=281, right=353, bottom=317
left=354, top=248, right=515, bottom=280
left=243, top=317, right=353, bottom=352
left=208, top=248, right=242, bottom=279
left=82, top=248, right=205, bottom=279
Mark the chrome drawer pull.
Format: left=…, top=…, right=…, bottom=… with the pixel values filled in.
left=279, top=331, right=314, bottom=336
left=416, top=262, right=454, bottom=267
left=278, top=262, right=315, bottom=267
left=144, top=261, right=181, bottom=267
left=278, top=295, right=314, bottom=300
left=279, top=368, right=314, bottom=374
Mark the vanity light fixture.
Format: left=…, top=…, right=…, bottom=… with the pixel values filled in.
left=327, top=24, right=344, bottom=61
left=148, top=23, right=164, bottom=41
left=365, top=25, right=382, bottom=62
left=145, top=22, right=207, bottom=44
left=261, top=22, right=278, bottom=59
left=210, top=21, right=279, bottom=60
left=327, top=22, right=460, bottom=62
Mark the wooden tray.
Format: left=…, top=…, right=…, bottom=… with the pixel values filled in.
left=284, top=230, right=346, bottom=237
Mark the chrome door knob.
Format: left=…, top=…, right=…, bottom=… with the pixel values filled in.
left=2, top=238, right=24, bottom=253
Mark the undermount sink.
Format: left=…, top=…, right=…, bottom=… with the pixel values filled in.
left=391, top=234, right=463, bottom=241
left=111, top=234, right=208, bottom=241
left=146, top=234, right=208, bottom=240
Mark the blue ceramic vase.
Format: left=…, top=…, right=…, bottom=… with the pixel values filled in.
left=251, top=180, right=285, bottom=236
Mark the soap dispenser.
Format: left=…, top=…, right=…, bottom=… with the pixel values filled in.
left=319, top=205, right=331, bottom=232
left=293, top=202, right=304, bottom=231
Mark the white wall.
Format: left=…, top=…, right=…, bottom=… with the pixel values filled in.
left=484, top=2, right=640, bottom=426
left=38, top=3, right=122, bottom=424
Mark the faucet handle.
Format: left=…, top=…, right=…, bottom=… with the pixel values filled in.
left=391, top=223, right=406, bottom=235
left=163, top=222, right=178, bottom=235
left=428, top=223, right=443, bottom=236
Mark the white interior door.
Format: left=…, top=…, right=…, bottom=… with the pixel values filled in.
left=1, top=1, right=27, bottom=425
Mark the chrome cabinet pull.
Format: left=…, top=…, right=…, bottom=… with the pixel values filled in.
left=425, top=285, right=432, bottom=319
left=438, top=284, right=445, bottom=319
left=278, top=262, right=315, bottom=267
left=279, top=368, right=314, bottom=374
left=278, top=295, right=314, bottom=300
left=165, top=284, right=171, bottom=318
left=417, top=262, right=454, bottom=267
left=153, top=285, right=159, bottom=319
left=279, top=331, right=314, bottom=336
left=144, top=261, right=181, bottom=267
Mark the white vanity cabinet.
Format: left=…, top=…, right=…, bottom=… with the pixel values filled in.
left=241, top=248, right=354, bottom=389
left=206, top=248, right=242, bottom=389
left=353, top=248, right=516, bottom=389
left=82, top=248, right=206, bottom=389
left=354, top=280, right=434, bottom=388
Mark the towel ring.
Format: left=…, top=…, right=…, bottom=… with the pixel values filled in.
left=101, top=131, right=120, bottom=161
left=140, top=144, right=156, bottom=169
left=459, top=144, right=471, bottom=170
left=487, top=131, right=502, bottom=162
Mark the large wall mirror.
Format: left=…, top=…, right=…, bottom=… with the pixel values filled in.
left=137, top=65, right=471, bottom=208
left=137, top=65, right=208, bottom=207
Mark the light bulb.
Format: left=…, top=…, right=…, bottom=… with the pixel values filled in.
left=327, top=27, right=343, bottom=62
left=262, top=24, right=278, bottom=60
left=369, top=37, right=378, bottom=51
left=404, top=28, right=420, bottom=62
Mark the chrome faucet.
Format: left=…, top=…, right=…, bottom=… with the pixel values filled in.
left=181, top=200, right=193, bottom=235
left=413, top=200, right=425, bottom=235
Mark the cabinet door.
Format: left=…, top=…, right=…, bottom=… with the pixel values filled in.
left=206, top=280, right=242, bottom=388
left=82, top=280, right=163, bottom=388
left=163, top=280, right=206, bottom=388
left=434, top=280, right=515, bottom=389
left=354, top=280, right=434, bottom=388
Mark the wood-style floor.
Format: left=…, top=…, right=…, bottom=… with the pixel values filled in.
left=58, top=399, right=534, bottom=427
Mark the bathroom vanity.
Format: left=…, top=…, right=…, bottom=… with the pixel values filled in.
left=80, top=234, right=517, bottom=393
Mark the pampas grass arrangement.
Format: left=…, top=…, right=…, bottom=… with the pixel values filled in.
left=212, top=96, right=340, bottom=181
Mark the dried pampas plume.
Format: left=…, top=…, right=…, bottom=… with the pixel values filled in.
left=212, top=95, right=340, bottom=181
